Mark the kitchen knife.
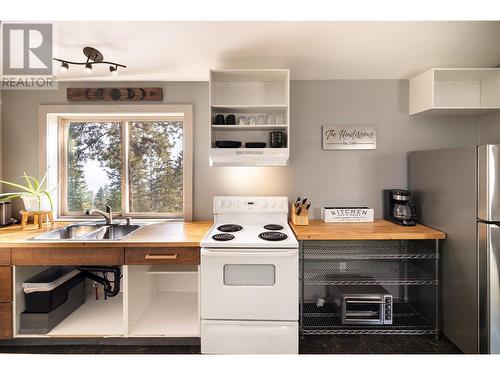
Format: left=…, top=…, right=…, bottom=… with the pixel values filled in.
left=302, top=198, right=308, bottom=205
left=306, top=203, right=311, bottom=210
left=296, top=207, right=302, bottom=215
left=295, top=197, right=301, bottom=207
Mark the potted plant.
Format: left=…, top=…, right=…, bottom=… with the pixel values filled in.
left=0, top=171, right=54, bottom=212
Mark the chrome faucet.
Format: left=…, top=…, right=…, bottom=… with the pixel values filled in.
left=85, top=205, right=113, bottom=224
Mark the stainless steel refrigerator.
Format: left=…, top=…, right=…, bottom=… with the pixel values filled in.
left=409, top=144, right=500, bottom=354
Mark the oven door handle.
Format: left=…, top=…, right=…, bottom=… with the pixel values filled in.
left=346, top=300, right=387, bottom=304
left=202, top=249, right=297, bottom=257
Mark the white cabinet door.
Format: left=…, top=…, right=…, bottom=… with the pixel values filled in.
left=201, top=320, right=298, bottom=354
left=201, top=248, right=298, bottom=320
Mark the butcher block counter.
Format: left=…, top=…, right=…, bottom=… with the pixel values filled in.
left=0, top=221, right=213, bottom=248
left=0, top=221, right=213, bottom=267
left=290, top=219, right=446, bottom=240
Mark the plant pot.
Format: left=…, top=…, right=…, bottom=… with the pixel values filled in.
left=22, top=196, right=51, bottom=212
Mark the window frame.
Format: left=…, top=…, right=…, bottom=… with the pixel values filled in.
left=39, top=105, right=193, bottom=221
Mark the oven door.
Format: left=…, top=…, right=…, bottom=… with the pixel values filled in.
left=201, top=248, right=298, bottom=321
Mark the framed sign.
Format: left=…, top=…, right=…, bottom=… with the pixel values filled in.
left=322, top=125, right=377, bottom=150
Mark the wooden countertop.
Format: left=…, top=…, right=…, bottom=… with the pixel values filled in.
left=0, top=221, right=213, bottom=247
left=0, top=219, right=444, bottom=247
left=290, top=219, right=446, bottom=240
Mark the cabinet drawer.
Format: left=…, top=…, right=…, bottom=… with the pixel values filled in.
left=0, top=267, right=12, bottom=302
left=0, top=303, right=12, bottom=339
left=11, top=247, right=124, bottom=265
left=0, top=248, right=10, bottom=265
left=126, top=247, right=200, bottom=265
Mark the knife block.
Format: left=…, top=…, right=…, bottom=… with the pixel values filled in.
left=290, top=204, right=309, bottom=226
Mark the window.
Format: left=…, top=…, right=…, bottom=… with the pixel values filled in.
left=59, top=116, right=187, bottom=219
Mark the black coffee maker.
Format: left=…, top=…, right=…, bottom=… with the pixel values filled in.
left=383, top=189, right=416, bottom=226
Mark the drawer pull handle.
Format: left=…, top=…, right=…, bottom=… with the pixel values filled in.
left=145, top=254, right=178, bottom=260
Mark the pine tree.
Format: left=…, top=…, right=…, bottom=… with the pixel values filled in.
left=66, top=120, right=184, bottom=216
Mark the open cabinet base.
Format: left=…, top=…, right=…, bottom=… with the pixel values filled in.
left=129, top=292, right=198, bottom=337
left=14, top=265, right=200, bottom=339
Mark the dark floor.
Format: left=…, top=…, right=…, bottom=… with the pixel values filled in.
left=0, top=344, right=201, bottom=354
left=0, top=335, right=461, bottom=354
left=299, top=334, right=461, bottom=354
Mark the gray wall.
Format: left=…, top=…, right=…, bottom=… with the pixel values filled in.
left=479, top=112, right=500, bottom=144
left=288, top=80, right=478, bottom=219
left=1, top=80, right=479, bottom=220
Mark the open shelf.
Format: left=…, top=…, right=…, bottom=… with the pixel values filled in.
left=304, top=262, right=436, bottom=286
left=211, top=124, right=288, bottom=131
left=300, top=239, right=439, bottom=337
left=209, top=69, right=290, bottom=166
left=211, top=104, right=287, bottom=113
left=303, top=240, right=437, bottom=260
left=127, top=265, right=199, bottom=338
left=47, top=294, right=124, bottom=337
left=409, top=68, right=500, bottom=115
left=129, top=292, right=198, bottom=337
left=302, top=302, right=436, bottom=335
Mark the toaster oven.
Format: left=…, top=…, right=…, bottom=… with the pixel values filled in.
left=0, top=201, right=12, bottom=226
left=331, top=285, right=393, bottom=325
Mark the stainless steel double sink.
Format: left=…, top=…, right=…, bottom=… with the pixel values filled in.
left=30, top=223, right=142, bottom=241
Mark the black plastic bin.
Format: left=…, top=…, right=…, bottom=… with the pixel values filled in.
left=22, top=267, right=85, bottom=313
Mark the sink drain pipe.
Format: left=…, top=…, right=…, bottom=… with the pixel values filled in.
left=75, top=266, right=121, bottom=298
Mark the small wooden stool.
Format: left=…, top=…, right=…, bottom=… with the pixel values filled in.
left=20, top=210, right=54, bottom=230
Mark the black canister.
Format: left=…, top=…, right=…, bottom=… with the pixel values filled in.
left=214, top=114, right=225, bottom=125
left=225, top=114, right=236, bottom=125
left=270, top=131, right=285, bottom=148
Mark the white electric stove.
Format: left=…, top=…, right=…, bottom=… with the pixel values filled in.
left=200, top=196, right=299, bottom=354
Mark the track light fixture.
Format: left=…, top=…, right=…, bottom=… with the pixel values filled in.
left=60, top=61, right=69, bottom=72
left=54, top=47, right=126, bottom=76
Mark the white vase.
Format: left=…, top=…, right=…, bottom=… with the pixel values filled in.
left=22, top=196, right=51, bottom=211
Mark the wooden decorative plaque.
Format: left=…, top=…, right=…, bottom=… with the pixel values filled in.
left=67, top=87, right=163, bottom=102
left=322, top=125, right=377, bottom=150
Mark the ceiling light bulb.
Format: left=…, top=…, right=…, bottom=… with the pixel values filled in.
left=60, top=62, right=69, bottom=72
left=85, top=63, right=92, bottom=73
left=109, top=65, right=118, bottom=76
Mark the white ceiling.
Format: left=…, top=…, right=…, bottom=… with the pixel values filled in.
left=53, top=21, right=500, bottom=81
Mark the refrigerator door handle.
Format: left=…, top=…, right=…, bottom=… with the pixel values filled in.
left=478, top=145, right=500, bottom=222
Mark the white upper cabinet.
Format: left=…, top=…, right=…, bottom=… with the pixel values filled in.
left=209, top=69, right=290, bottom=166
left=409, top=68, right=500, bottom=115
